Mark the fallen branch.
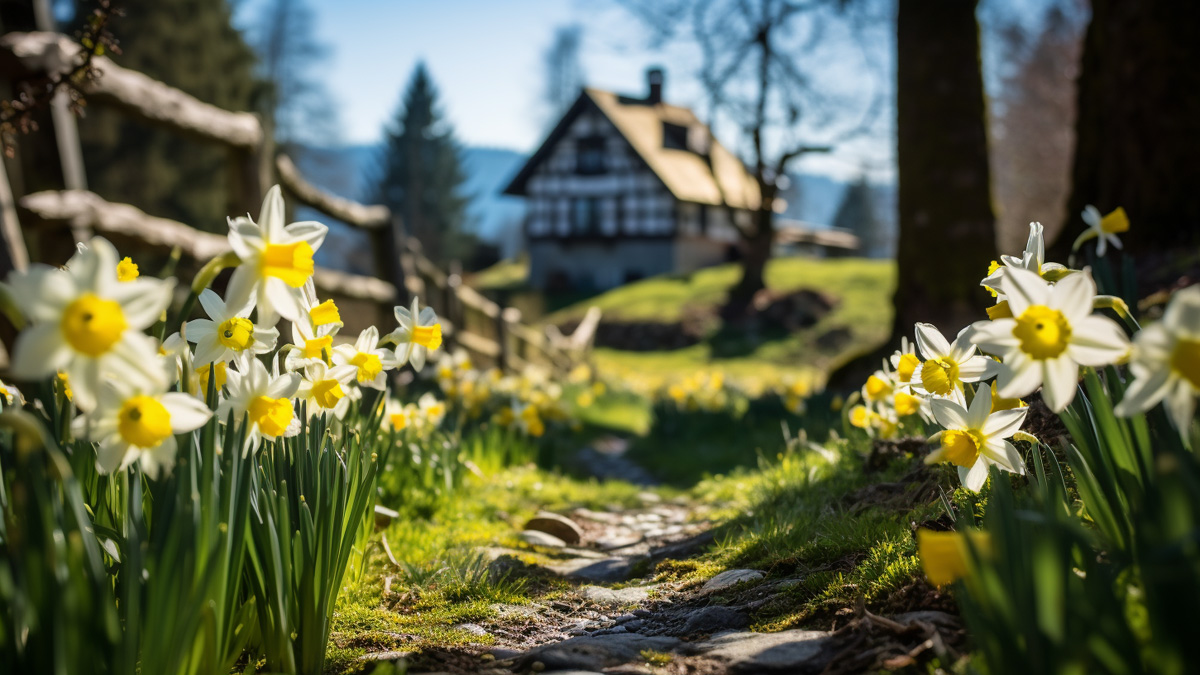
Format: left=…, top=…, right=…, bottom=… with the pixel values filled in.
left=275, top=154, right=390, bottom=229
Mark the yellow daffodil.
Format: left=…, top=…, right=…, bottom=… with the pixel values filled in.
left=863, top=370, right=894, bottom=403
left=332, top=325, right=396, bottom=391
left=917, top=528, right=991, bottom=586
left=185, top=289, right=278, bottom=366
left=925, top=385, right=1028, bottom=491
left=70, top=380, right=212, bottom=478
left=7, top=237, right=174, bottom=411
left=913, top=323, right=998, bottom=403
left=970, top=268, right=1130, bottom=412
left=116, top=257, right=139, bottom=282
left=225, top=185, right=328, bottom=325
left=889, top=336, right=922, bottom=388
left=417, top=392, right=447, bottom=429
left=1115, top=285, right=1200, bottom=431
left=217, top=356, right=301, bottom=451
left=387, top=297, right=442, bottom=372
left=1074, top=205, right=1128, bottom=257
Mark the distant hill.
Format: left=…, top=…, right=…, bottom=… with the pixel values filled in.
left=292, top=144, right=895, bottom=273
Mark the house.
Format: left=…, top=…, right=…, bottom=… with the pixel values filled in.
left=503, top=69, right=761, bottom=291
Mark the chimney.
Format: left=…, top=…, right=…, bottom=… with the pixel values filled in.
left=646, top=67, right=664, bottom=104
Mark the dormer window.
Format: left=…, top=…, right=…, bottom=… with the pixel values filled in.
left=577, top=136, right=606, bottom=174
left=662, top=122, right=689, bottom=151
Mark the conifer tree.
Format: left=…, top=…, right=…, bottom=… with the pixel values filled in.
left=373, top=64, right=472, bottom=264
left=832, top=175, right=884, bottom=258
left=75, top=0, right=259, bottom=231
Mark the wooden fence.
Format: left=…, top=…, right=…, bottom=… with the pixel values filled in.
left=0, top=31, right=594, bottom=373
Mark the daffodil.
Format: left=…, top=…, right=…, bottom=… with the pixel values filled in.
left=913, top=323, right=998, bottom=403
left=117, top=257, right=139, bottom=282
left=225, top=185, right=328, bottom=325
left=7, top=237, right=174, bottom=411
left=417, top=392, right=447, bottom=429
left=332, top=326, right=395, bottom=390
left=387, top=297, right=443, bottom=371
left=71, top=380, right=212, bottom=478
left=917, top=528, right=991, bottom=586
left=0, top=378, right=24, bottom=411
left=218, top=356, right=301, bottom=451
left=1114, top=285, right=1200, bottom=431
left=1074, top=205, right=1128, bottom=257
left=970, top=267, right=1130, bottom=412
left=925, top=384, right=1028, bottom=491
left=283, top=318, right=339, bottom=371
left=981, top=222, right=1071, bottom=297
left=185, top=289, right=278, bottom=366
left=295, top=361, right=358, bottom=419
left=889, top=336, right=922, bottom=389
left=863, top=369, right=894, bottom=403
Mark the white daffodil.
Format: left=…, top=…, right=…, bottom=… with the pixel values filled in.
left=295, top=361, right=358, bottom=420
left=332, top=326, right=395, bottom=390
left=283, top=318, right=339, bottom=371
left=387, top=298, right=443, bottom=371
left=7, top=237, right=174, bottom=411
left=0, top=378, right=23, bottom=411
left=981, top=222, right=1070, bottom=297
left=71, top=380, right=212, bottom=478
left=1075, top=205, right=1128, bottom=258
left=970, top=267, right=1130, bottom=412
left=925, top=385, right=1028, bottom=491
left=218, top=356, right=301, bottom=451
left=862, top=368, right=895, bottom=405
left=913, top=323, right=998, bottom=403
left=299, top=281, right=343, bottom=332
left=889, top=336, right=922, bottom=390
left=417, top=392, right=447, bottom=428
left=225, top=185, right=328, bottom=326
left=185, top=289, right=278, bottom=366
left=1114, top=285, right=1200, bottom=431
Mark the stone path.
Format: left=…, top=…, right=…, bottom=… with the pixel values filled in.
left=368, top=438, right=962, bottom=674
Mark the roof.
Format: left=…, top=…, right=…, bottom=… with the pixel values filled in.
left=504, top=88, right=760, bottom=210
left=774, top=219, right=860, bottom=250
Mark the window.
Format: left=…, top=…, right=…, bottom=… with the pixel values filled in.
left=576, top=136, right=606, bottom=174
left=662, top=122, right=689, bottom=151
left=572, top=197, right=601, bottom=236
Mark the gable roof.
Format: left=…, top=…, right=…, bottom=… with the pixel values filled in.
left=503, top=88, right=760, bottom=210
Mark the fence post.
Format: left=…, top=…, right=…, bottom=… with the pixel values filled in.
left=445, top=261, right=462, bottom=354
left=376, top=215, right=409, bottom=309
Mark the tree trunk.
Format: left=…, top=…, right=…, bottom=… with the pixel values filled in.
left=828, top=0, right=996, bottom=389
left=723, top=179, right=776, bottom=319
left=1049, top=0, right=1200, bottom=284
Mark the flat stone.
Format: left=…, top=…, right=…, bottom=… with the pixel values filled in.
left=702, top=569, right=765, bottom=594
left=489, top=603, right=543, bottom=619
left=594, top=532, right=645, bottom=551
left=519, top=530, right=567, bottom=548
left=524, top=511, right=585, bottom=545
left=515, top=633, right=683, bottom=671
left=681, top=606, right=750, bottom=634
left=549, top=556, right=636, bottom=582
left=690, top=629, right=832, bottom=672
left=579, top=585, right=653, bottom=606
left=453, top=622, right=489, bottom=636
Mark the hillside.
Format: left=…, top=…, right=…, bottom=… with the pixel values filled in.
left=546, top=257, right=896, bottom=392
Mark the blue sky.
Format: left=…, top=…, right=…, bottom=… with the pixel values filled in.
left=234, top=0, right=897, bottom=181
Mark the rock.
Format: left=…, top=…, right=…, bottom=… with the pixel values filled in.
left=689, top=629, right=833, bottom=673
left=638, top=491, right=662, bottom=504
left=525, top=511, right=585, bottom=545
left=579, top=585, right=653, bottom=606
left=594, top=532, right=645, bottom=551
left=681, top=606, right=750, bottom=634
left=489, top=603, right=543, bottom=619
left=519, top=530, right=567, bottom=548
left=373, top=504, right=399, bottom=529
left=702, top=569, right=765, bottom=594
left=612, top=613, right=638, bottom=624
left=549, top=556, right=637, bottom=582
left=622, top=619, right=646, bottom=632
left=592, top=625, right=628, bottom=636
left=453, top=622, right=489, bottom=637
left=514, top=634, right=683, bottom=671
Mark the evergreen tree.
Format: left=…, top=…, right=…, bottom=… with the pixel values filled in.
left=373, top=64, right=471, bottom=264
left=75, top=0, right=259, bottom=231
left=832, top=175, right=883, bottom=258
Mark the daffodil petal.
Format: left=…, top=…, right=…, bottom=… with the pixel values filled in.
left=161, top=392, right=213, bottom=432
left=930, top=397, right=969, bottom=429
left=982, top=407, right=1027, bottom=439
left=1001, top=268, right=1051, bottom=317
left=915, top=323, right=952, bottom=360
left=1041, top=357, right=1079, bottom=412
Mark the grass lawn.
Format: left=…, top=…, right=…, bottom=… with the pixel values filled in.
left=550, top=257, right=896, bottom=392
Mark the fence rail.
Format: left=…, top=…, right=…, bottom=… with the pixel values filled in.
left=0, top=30, right=596, bottom=374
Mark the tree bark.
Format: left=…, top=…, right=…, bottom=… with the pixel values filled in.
left=724, top=181, right=776, bottom=319
left=1050, top=0, right=1200, bottom=282
left=829, top=0, right=996, bottom=389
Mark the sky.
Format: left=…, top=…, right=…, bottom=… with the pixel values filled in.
left=233, top=0, right=897, bottom=182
